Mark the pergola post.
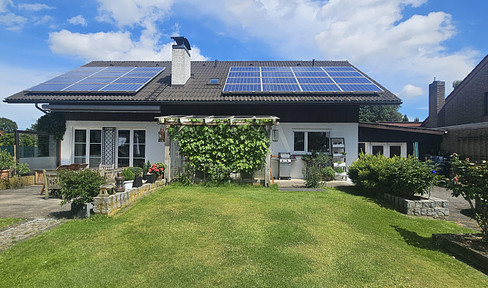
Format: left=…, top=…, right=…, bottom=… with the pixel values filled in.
left=164, top=126, right=171, bottom=184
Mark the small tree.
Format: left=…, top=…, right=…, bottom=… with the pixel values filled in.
left=448, top=154, right=488, bottom=242
left=58, top=169, right=105, bottom=206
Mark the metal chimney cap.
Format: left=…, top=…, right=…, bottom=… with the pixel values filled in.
left=171, top=36, right=191, bottom=51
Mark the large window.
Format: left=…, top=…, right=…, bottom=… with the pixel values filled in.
left=293, top=131, right=330, bottom=153
left=117, top=129, right=146, bottom=167
left=363, top=142, right=407, bottom=158
left=74, top=129, right=101, bottom=168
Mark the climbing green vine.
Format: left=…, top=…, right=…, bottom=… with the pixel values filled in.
left=168, top=124, right=270, bottom=183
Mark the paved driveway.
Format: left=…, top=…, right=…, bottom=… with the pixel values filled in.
left=0, top=185, right=71, bottom=219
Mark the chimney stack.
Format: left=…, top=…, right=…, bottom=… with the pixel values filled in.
left=427, top=80, right=445, bottom=127
left=171, top=36, right=191, bottom=86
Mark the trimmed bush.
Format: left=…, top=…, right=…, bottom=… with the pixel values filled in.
left=348, top=153, right=439, bottom=198
left=122, top=168, right=135, bottom=181
left=58, top=169, right=105, bottom=206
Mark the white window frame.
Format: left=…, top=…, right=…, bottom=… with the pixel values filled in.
left=362, top=142, right=407, bottom=158
left=116, top=129, right=146, bottom=168
left=73, top=128, right=102, bottom=167
left=293, top=130, right=331, bottom=154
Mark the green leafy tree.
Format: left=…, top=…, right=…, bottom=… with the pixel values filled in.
left=414, top=117, right=420, bottom=122
left=0, top=117, right=18, bottom=133
left=402, top=114, right=409, bottom=122
left=33, top=113, right=66, bottom=141
left=359, top=105, right=403, bottom=122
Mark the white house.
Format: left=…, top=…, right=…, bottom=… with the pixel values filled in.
left=5, top=37, right=402, bottom=179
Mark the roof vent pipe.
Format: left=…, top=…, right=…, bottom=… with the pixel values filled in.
left=312, top=59, right=315, bottom=67
left=171, top=36, right=191, bottom=86
left=214, top=60, right=218, bottom=67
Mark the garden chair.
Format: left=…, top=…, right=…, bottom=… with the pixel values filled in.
left=41, top=169, right=61, bottom=199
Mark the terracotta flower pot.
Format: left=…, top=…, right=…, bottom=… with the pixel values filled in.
left=0, top=169, right=9, bottom=179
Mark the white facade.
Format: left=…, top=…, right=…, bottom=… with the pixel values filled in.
left=61, top=120, right=357, bottom=179
left=269, top=122, right=358, bottom=179
left=61, top=120, right=164, bottom=167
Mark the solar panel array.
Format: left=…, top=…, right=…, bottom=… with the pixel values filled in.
left=27, top=66, right=165, bottom=93
left=223, top=66, right=382, bottom=93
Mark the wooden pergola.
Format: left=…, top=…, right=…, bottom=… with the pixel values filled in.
left=156, top=115, right=279, bottom=186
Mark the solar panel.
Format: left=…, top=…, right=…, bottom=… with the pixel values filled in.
left=294, top=71, right=328, bottom=77
left=327, top=71, right=363, bottom=77
left=262, top=84, right=300, bottom=91
left=222, top=66, right=383, bottom=93
left=301, top=84, right=341, bottom=92
left=223, top=84, right=261, bottom=92
left=226, top=78, right=261, bottom=84
left=262, top=77, right=298, bottom=84
left=296, top=77, right=334, bottom=84
left=27, top=66, right=165, bottom=93
left=64, top=84, right=107, bottom=91
left=339, top=84, right=382, bottom=92
left=27, top=83, right=71, bottom=91
left=333, top=77, right=372, bottom=84
left=261, top=71, right=294, bottom=78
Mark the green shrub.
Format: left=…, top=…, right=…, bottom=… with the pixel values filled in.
left=302, top=152, right=332, bottom=188
left=0, top=149, right=14, bottom=170
left=322, top=166, right=336, bottom=181
left=348, top=153, right=392, bottom=195
left=121, top=168, right=135, bottom=181
left=127, top=167, right=143, bottom=177
left=348, top=153, right=439, bottom=197
left=448, top=154, right=488, bottom=241
left=15, top=162, right=30, bottom=175
left=58, top=169, right=105, bottom=206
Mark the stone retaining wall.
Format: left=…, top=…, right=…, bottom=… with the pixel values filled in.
left=384, top=193, right=449, bottom=219
left=93, top=180, right=165, bottom=216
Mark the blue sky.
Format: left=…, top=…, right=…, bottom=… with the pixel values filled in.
left=1, top=0, right=487, bottom=129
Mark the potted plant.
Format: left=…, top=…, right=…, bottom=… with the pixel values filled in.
left=142, top=160, right=156, bottom=183
left=149, top=162, right=166, bottom=180
left=121, top=168, right=135, bottom=191
left=129, top=166, right=143, bottom=187
left=0, top=150, right=14, bottom=179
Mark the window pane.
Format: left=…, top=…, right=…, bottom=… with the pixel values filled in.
left=89, top=157, right=101, bottom=168
left=294, top=132, right=305, bottom=151
left=134, top=130, right=145, bottom=144
left=308, top=132, right=329, bottom=152
left=133, top=145, right=145, bottom=158
left=75, top=130, right=86, bottom=143
left=74, top=157, right=85, bottom=164
left=74, top=144, right=86, bottom=156
left=90, top=130, right=102, bottom=143
left=118, top=158, right=129, bottom=167
left=133, top=158, right=145, bottom=168
left=389, top=146, right=401, bottom=157
left=90, top=144, right=101, bottom=156
left=372, top=145, right=384, bottom=155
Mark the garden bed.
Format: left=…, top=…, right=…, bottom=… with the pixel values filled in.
left=0, top=175, right=34, bottom=190
left=433, top=233, right=488, bottom=271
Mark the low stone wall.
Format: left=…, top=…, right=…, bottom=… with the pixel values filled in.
left=93, top=180, right=165, bottom=216
left=384, top=193, right=449, bottom=219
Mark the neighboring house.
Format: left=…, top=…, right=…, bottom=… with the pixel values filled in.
left=422, top=55, right=488, bottom=162
left=5, top=37, right=402, bottom=179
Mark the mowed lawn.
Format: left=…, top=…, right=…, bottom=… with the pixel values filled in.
left=1, top=185, right=487, bottom=287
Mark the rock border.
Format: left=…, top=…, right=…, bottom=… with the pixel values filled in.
left=433, top=233, right=488, bottom=271
left=384, top=193, right=449, bottom=219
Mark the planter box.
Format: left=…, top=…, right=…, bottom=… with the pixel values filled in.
left=71, top=202, right=94, bottom=219
left=143, top=173, right=156, bottom=183
left=133, top=175, right=143, bottom=187
left=0, top=169, right=9, bottom=179
left=124, top=180, right=133, bottom=191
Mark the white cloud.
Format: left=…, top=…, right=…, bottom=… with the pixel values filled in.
left=96, top=0, right=173, bottom=27
left=398, top=84, right=424, bottom=99
left=49, top=29, right=208, bottom=61
left=0, top=0, right=12, bottom=12
left=17, top=3, right=54, bottom=11
left=0, top=12, right=27, bottom=31
left=68, top=15, right=87, bottom=26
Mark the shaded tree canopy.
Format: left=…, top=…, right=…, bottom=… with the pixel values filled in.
left=402, top=114, right=409, bottom=122
left=359, top=105, right=402, bottom=122
left=0, top=117, right=18, bottom=133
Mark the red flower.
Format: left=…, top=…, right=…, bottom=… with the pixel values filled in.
left=148, top=168, right=152, bottom=173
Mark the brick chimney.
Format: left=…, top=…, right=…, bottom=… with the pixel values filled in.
left=426, top=80, right=445, bottom=127
left=171, top=36, right=191, bottom=86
